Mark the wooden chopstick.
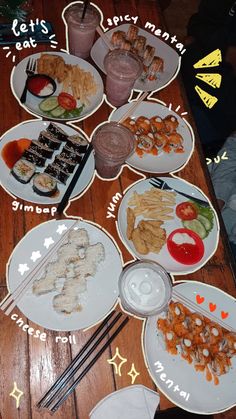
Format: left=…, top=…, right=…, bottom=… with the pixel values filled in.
left=37, top=310, right=121, bottom=409
left=172, top=288, right=235, bottom=333
left=50, top=316, right=129, bottom=412
left=96, top=26, right=114, bottom=50
left=1, top=221, right=78, bottom=315
left=57, top=143, right=93, bottom=214
left=118, top=92, right=149, bottom=124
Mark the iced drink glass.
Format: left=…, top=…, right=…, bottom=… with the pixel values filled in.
left=64, top=3, right=101, bottom=59
left=104, top=50, right=143, bottom=107
left=92, top=122, right=135, bottom=179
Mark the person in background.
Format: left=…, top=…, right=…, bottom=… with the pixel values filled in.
left=182, top=0, right=236, bottom=158
left=208, top=131, right=236, bottom=261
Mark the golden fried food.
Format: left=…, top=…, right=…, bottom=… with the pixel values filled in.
left=131, top=228, right=149, bottom=255
left=139, top=220, right=166, bottom=240
left=138, top=220, right=166, bottom=254
left=126, top=207, right=135, bottom=240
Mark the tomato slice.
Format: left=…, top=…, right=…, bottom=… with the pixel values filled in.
left=58, top=92, right=76, bottom=110
left=176, top=202, right=197, bottom=220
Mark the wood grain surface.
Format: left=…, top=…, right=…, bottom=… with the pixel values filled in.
left=0, top=1, right=235, bottom=418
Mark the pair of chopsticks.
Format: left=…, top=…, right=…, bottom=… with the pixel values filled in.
left=37, top=311, right=129, bottom=412
left=0, top=221, right=78, bottom=316
left=172, top=288, right=235, bottom=333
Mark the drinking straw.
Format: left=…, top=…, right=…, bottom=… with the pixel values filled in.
left=82, top=0, right=90, bottom=20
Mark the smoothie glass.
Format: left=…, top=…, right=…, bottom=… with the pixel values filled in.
left=104, top=50, right=143, bottom=107
left=92, top=122, right=135, bottom=179
left=119, top=261, right=172, bottom=317
left=64, top=3, right=101, bottom=59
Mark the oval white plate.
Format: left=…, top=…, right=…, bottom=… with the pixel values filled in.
left=110, top=101, right=194, bottom=173
left=143, top=281, right=236, bottom=414
left=11, top=51, right=104, bottom=121
left=117, top=177, right=219, bottom=274
left=7, top=219, right=122, bottom=331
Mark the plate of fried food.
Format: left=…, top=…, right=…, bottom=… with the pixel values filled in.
left=143, top=281, right=236, bottom=414
left=7, top=219, right=123, bottom=331
left=11, top=51, right=104, bottom=121
left=110, top=101, right=194, bottom=173
left=117, top=177, right=219, bottom=274
left=91, top=24, right=180, bottom=92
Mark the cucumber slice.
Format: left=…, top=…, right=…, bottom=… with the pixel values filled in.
left=39, top=96, right=58, bottom=112
left=51, top=106, right=66, bottom=117
left=183, top=219, right=207, bottom=239
left=197, top=214, right=212, bottom=231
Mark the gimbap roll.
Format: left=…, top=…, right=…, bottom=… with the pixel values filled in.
left=66, top=135, right=88, bottom=154
left=29, top=140, right=54, bottom=159
left=60, top=147, right=82, bottom=164
left=38, top=131, right=62, bottom=150
left=45, top=164, right=69, bottom=184
left=33, top=173, right=58, bottom=196
left=54, top=156, right=76, bottom=174
left=23, top=149, right=46, bottom=167
left=11, top=158, right=35, bottom=184
left=46, top=123, right=68, bottom=142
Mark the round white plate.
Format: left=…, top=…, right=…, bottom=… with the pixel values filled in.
left=117, top=177, right=219, bottom=274
left=7, top=219, right=122, bottom=331
left=91, top=23, right=180, bottom=93
left=110, top=101, right=194, bottom=173
left=11, top=51, right=104, bottom=121
left=143, top=281, right=236, bottom=414
left=0, top=120, right=95, bottom=204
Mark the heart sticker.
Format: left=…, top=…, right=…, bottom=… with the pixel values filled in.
left=209, top=303, right=216, bottom=312
left=221, top=311, right=229, bottom=320
left=196, top=294, right=205, bottom=304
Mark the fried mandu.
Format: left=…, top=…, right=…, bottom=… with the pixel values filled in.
left=130, top=220, right=166, bottom=255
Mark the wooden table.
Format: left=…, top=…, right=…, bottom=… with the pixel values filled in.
left=0, top=1, right=235, bottom=418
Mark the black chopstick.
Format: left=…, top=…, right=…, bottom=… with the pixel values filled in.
left=50, top=316, right=129, bottom=412
left=57, top=143, right=93, bottom=214
left=82, top=0, right=90, bottom=20
left=37, top=310, right=119, bottom=408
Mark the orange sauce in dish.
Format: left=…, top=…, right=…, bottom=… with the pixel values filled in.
left=1, top=138, right=31, bottom=168
left=205, top=365, right=212, bottom=382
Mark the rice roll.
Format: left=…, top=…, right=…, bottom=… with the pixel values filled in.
left=111, top=30, right=126, bottom=47
left=23, top=149, right=46, bottom=167
left=54, top=155, right=76, bottom=174
left=45, top=163, right=69, bottom=184
left=38, top=131, right=62, bottom=150
left=11, top=158, right=35, bottom=184
left=126, top=25, right=139, bottom=42
left=120, top=39, right=132, bottom=51
left=60, top=147, right=82, bottom=164
left=46, top=122, right=68, bottom=142
left=143, top=45, right=155, bottom=66
left=66, top=135, right=88, bottom=154
left=33, top=173, right=58, bottom=196
left=29, top=140, right=54, bottom=159
left=148, top=56, right=164, bottom=81
left=133, top=35, right=146, bottom=56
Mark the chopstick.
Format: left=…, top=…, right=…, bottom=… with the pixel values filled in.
left=1, top=221, right=78, bottom=315
left=51, top=316, right=129, bottom=412
left=118, top=92, right=149, bottom=124
left=37, top=309, right=118, bottom=408
left=172, top=288, right=235, bottom=333
left=96, top=26, right=114, bottom=50
left=57, top=143, right=93, bottom=214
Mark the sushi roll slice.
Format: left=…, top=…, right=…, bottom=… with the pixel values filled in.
left=23, top=149, right=46, bottom=167
left=126, top=25, right=139, bottom=43
left=29, top=140, right=54, bottom=159
left=136, top=116, right=151, bottom=134
left=150, top=116, right=165, bottom=132
left=66, top=135, right=88, bottom=154
left=143, top=45, right=155, bottom=67
left=147, top=56, right=164, bottom=81
left=120, top=39, right=132, bottom=51
left=33, top=173, right=58, bottom=196
left=60, top=147, right=82, bottom=164
left=163, top=115, right=179, bottom=134
left=45, top=164, right=69, bottom=184
left=111, top=30, right=126, bottom=47
left=54, top=156, right=76, bottom=174
left=133, top=35, right=146, bottom=57
left=46, top=122, right=69, bottom=142
left=38, top=131, right=62, bottom=150
left=11, top=158, right=35, bottom=184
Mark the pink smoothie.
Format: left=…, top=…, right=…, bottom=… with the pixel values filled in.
left=104, top=50, right=142, bottom=107
left=64, top=4, right=100, bottom=59
left=92, top=122, right=135, bottom=178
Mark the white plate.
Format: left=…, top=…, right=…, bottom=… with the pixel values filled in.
left=11, top=51, right=104, bottom=121
left=143, top=281, right=236, bottom=414
left=7, top=219, right=122, bottom=331
left=0, top=120, right=95, bottom=204
left=91, top=24, right=180, bottom=93
left=110, top=101, right=194, bottom=173
left=117, top=177, right=219, bottom=274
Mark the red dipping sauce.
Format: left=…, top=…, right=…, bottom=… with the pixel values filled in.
left=1, top=138, right=31, bottom=168
left=27, top=75, right=56, bottom=97
left=167, top=228, right=204, bottom=265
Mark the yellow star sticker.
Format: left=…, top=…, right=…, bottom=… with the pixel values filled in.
left=107, top=347, right=127, bottom=376
left=127, top=363, right=140, bottom=384
left=10, top=382, right=24, bottom=408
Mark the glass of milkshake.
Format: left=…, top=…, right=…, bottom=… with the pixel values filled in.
left=64, top=3, right=101, bottom=59
left=92, top=122, right=135, bottom=179
left=104, top=49, right=143, bottom=107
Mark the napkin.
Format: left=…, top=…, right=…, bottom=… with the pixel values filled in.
left=89, top=385, right=160, bottom=419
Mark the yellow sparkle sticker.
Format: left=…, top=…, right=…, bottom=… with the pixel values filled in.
left=107, top=347, right=127, bottom=376
left=9, top=382, right=24, bottom=409
left=194, top=49, right=222, bottom=68
left=127, top=363, right=140, bottom=384
left=195, top=73, right=222, bottom=89
left=195, top=86, right=218, bottom=109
